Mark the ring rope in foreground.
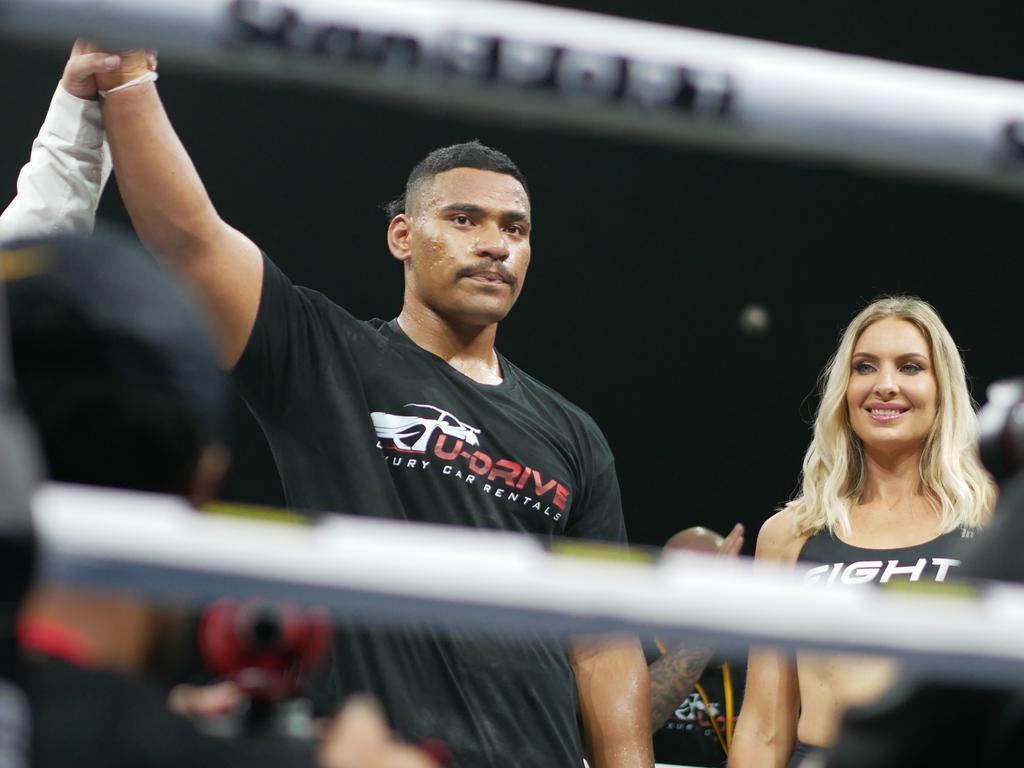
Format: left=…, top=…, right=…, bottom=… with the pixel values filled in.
left=3, top=0, right=1024, bottom=194
left=30, top=482, right=1024, bottom=688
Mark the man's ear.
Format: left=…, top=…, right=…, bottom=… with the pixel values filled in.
left=183, top=442, right=230, bottom=508
left=387, top=214, right=413, bottom=263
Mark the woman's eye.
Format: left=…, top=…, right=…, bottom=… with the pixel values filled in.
left=854, top=362, right=874, bottom=374
left=900, top=363, right=923, bottom=374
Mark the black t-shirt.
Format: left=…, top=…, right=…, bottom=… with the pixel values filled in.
left=25, top=655, right=314, bottom=768
left=234, top=255, right=628, bottom=767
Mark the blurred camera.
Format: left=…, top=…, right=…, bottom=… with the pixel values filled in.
left=978, top=377, right=1024, bottom=484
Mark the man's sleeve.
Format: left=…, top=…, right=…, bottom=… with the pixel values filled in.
left=0, top=84, right=111, bottom=241
left=562, top=427, right=628, bottom=544
left=233, top=254, right=322, bottom=418
left=234, top=253, right=369, bottom=424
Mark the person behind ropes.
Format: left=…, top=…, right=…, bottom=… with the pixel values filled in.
left=647, top=525, right=745, bottom=767
left=90, top=48, right=650, bottom=768
left=2, top=231, right=437, bottom=768
left=729, top=296, right=995, bottom=768
left=0, top=43, right=595, bottom=768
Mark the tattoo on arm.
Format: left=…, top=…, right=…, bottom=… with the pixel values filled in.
left=648, top=645, right=714, bottom=732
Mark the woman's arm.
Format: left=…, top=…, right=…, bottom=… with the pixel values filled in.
left=729, top=511, right=805, bottom=767
left=730, top=648, right=800, bottom=767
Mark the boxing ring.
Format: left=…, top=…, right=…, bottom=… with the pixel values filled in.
left=32, top=481, right=1024, bottom=687
left=3, top=2, right=1024, bottom=765
left=5, top=0, right=1024, bottom=693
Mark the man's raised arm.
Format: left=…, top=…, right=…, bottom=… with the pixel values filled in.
left=98, top=55, right=263, bottom=368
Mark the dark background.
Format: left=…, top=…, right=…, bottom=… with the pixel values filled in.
left=3, top=1, right=1022, bottom=550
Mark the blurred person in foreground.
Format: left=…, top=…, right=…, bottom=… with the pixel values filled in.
left=647, top=524, right=744, bottom=767
left=3, top=231, right=436, bottom=768
left=0, top=222, right=39, bottom=768
left=730, top=297, right=995, bottom=767
left=88, top=43, right=650, bottom=768
left=0, top=42, right=122, bottom=762
left=822, top=377, right=1024, bottom=768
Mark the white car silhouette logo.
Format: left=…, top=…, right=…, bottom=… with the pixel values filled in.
left=371, top=404, right=481, bottom=453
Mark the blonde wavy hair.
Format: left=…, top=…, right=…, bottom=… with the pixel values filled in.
left=786, top=296, right=995, bottom=536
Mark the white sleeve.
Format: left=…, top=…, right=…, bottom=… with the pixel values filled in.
left=0, top=83, right=111, bottom=242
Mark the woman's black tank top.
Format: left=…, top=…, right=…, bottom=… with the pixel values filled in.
left=797, top=527, right=975, bottom=587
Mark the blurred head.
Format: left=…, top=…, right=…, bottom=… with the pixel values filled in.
left=3, top=230, right=229, bottom=504
left=664, top=527, right=724, bottom=554
left=386, top=141, right=532, bottom=328
left=787, top=296, right=995, bottom=535
left=3, top=231, right=231, bottom=675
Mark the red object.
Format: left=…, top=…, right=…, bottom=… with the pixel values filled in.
left=417, top=738, right=452, bottom=766
left=17, top=617, right=98, bottom=667
left=199, top=598, right=331, bottom=701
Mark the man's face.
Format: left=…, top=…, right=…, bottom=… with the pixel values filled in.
left=389, top=168, right=531, bottom=327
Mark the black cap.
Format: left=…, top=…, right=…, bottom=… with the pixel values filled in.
left=2, top=228, right=226, bottom=493
left=3, top=228, right=225, bottom=431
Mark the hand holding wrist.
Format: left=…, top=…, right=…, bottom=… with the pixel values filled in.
left=60, top=40, right=123, bottom=101
left=94, top=49, right=151, bottom=92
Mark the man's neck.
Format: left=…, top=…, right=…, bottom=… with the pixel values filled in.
left=397, top=304, right=503, bottom=385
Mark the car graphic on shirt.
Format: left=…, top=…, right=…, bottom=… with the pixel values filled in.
left=371, top=404, right=481, bottom=453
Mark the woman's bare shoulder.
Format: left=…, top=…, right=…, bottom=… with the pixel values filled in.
left=754, top=507, right=811, bottom=563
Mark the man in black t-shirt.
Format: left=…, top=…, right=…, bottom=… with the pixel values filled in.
left=98, top=52, right=651, bottom=768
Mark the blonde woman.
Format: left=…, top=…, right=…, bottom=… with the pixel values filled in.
left=729, top=296, right=995, bottom=768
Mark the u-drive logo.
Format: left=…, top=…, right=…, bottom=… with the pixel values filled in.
left=371, top=403, right=571, bottom=515
left=371, top=404, right=480, bottom=453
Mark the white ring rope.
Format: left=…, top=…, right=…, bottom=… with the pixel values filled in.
left=31, top=482, right=1024, bottom=688
left=3, top=0, right=1024, bottom=193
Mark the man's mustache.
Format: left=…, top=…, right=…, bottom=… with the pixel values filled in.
left=456, top=263, right=517, bottom=289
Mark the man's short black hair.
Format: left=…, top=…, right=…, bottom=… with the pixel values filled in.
left=384, top=140, right=528, bottom=220
left=3, top=230, right=225, bottom=496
